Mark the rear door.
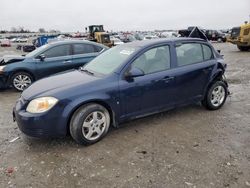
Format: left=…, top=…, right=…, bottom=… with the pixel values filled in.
left=173, top=42, right=216, bottom=105
left=71, top=43, right=104, bottom=68
left=35, top=44, right=72, bottom=78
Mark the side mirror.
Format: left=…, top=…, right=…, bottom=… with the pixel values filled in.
left=217, top=50, right=221, bottom=54
left=125, top=67, right=144, bottom=80
left=38, top=54, right=46, bottom=61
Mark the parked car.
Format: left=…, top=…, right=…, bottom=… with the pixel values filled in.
left=160, top=31, right=178, bottom=38
left=16, top=45, right=36, bottom=52
left=22, top=45, right=36, bottom=52
left=205, top=30, right=227, bottom=42
left=0, top=39, right=11, bottom=47
left=0, top=40, right=108, bottom=91
left=13, top=38, right=229, bottom=145
left=16, top=37, right=28, bottom=43
left=143, top=35, right=159, bottom=40
left=110, top=36, right=124, bottom=46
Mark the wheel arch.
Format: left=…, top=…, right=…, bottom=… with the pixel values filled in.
left=203, top=68, right=224, bottom=98
left=9, top=69, right=36, bottom=83
left=66, top=99, right=117, bottom=135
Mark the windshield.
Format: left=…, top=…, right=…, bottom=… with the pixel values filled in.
left=83, top=45, right=138, bottom=75
left=25, top=44, right=49, bottom=58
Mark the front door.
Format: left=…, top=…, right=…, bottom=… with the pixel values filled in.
left=35, top=44, right=72, bottom=79
left=119, top=44, right=176, bottom=120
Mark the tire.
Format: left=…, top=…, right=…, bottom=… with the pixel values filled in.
left=202, top=81, right=228, bottom=110
left=237, top=46, right=250, bottom=51
left=11, top=72, right=33, bottom=92
left=70, top=103, right=111, bottom=145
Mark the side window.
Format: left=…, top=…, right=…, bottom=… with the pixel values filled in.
left=202, top=44, right=214, bottom=61
left=43, top=45, right=71, bottom=58
left=73, top=44, right=100, bottom=55
left=94, top=45, right=104, bottom=52
left=131, top=45, right=170, bottom=74
left=176, top=43, right=203, bottom=66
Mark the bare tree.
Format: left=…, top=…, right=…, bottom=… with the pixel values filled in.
left=18, top=26, right=25, bottom=32
left=11, top=27, right=17, bottom=33
left=38, top=28, right=46, bottom=33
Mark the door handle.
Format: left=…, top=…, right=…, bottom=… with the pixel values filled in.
left=63, top=60, right=72, bottom=64
left=162, top=76, right=175, bottom=82
left=152, top=76, right=175, bottom=83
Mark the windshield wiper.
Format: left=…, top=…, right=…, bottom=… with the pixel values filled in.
left=80, top=68, right=94, bottom=75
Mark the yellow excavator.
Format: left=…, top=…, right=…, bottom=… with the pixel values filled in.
left=227, top=22, right=250, bottom=51
left=86, top=25, right=113, bottom=47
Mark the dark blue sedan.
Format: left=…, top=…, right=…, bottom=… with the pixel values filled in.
left=0, top=40, right=108, bottom=91
left=13, top=38, right=229, bottom=145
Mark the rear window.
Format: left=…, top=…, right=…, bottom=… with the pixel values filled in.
left=73, top=44, right=102, bottom=55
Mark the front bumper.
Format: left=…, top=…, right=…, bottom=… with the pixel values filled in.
left=0, top=74, right=8, bottom=89
left=13, top=97, right=68, bottom=138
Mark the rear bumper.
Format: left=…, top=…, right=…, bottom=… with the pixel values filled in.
left=222, top=75, right=230, bottom=96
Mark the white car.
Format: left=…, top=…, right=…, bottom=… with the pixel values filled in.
left=110, top=36, right=124, bottom=46
left=143, top=35, right=159, bottom=40
left=16, top=37, right=28, bottom=43
left=161, top=31, right=178, bottom=38
left=10, top=38, right=17, bottom=42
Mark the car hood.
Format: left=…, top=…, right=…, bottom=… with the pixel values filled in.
left=22, top=70, right=101, bottom=100
left=0, top=55, right=25, bottom=65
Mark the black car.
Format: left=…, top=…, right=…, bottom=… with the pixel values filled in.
left=205, top=30, right=227, bottom=42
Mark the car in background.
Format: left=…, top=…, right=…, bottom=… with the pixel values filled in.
left=205, top=30, right=227, bottom=42
left=120, top=34, right=137, bottom=43
left=143, top=35, right=159, bottom=40
left=0, top=39, right=11, bottom=47
left=16, top=44, right=36, bottom=52
left=13, top=38, right=229, bottom=145
left=160, top=31, right=178, bottom=38
left=110, top=36, right=124, bottom=46
left=16, top=37, right=28, bottom=43
left=0, top=40, right=108, bottom=91
left=22, top=45, right=36, bottom=52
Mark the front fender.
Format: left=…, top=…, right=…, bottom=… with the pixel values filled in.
left=60, top=93, right=119, bottom=133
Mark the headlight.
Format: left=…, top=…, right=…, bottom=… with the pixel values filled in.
left=26, top=97, right=58, bottom=113
left=0, top=65, right=6, bottom=73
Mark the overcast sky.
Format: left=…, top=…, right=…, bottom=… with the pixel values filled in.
left=1, top=0, right=250, bottom=32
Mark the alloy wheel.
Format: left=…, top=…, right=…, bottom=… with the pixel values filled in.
left=13, top=74, right=32, bottom=91
left=210, top=85, right=226, bottom=107
left=82, top=111, right=107, bottom=141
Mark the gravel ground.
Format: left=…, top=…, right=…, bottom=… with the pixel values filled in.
left=0, top=43, right=250, bottom=188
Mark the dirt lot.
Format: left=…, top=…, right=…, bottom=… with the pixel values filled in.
left=0, top=43, right=250, bottom=188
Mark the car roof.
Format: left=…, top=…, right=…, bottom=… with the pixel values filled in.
left=124, top=37, right=207, bottom=48
left=48, top=39, right=109, bottom=49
